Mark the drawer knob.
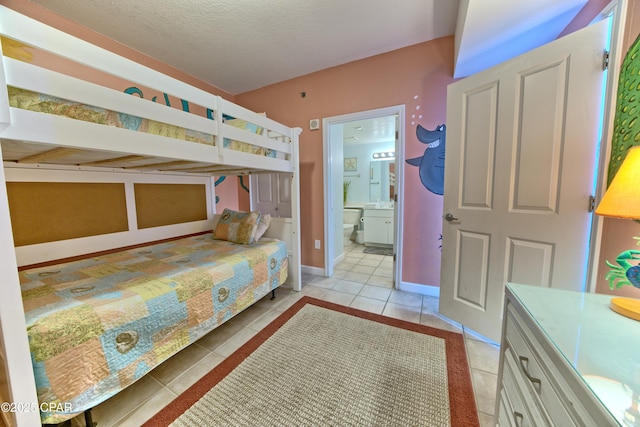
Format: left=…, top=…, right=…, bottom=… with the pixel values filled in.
left=518, top=356, right=542, bottom=392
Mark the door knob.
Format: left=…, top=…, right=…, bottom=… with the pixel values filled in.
left=444, top=213, right=458, bottom=222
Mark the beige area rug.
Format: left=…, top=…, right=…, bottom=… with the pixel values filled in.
left=144, top=297, right=479, bottom=427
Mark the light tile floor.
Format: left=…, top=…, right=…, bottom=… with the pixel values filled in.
left=70, top=243, right=500, bottom=427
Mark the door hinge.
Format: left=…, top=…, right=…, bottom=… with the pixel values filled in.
left=603, top=50, right=610, bottom=71
left=393, top=253, right=396, bottom=262
left=588, top=195, right=596, bottom=212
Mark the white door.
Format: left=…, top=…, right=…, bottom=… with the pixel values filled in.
left=439, top=19, right=610, bottom=342
left=251, top=173, right=292, bottom=217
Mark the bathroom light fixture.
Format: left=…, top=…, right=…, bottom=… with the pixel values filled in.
left=372, top=151, right=395, bottom=160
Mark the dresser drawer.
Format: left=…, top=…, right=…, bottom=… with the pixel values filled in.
left=500, top=350, right=550, bottom=426
left=497, top=389, right=515, bottom=427
left=497, top=286, right=622, bottom=427
left=505, top=305, right=577, bottom=426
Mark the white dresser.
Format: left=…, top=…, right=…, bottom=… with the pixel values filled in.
left=496, top=283, right=639, bottom=426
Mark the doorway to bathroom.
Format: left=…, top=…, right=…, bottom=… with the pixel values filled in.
left=323, top=105, right=405, bottom=287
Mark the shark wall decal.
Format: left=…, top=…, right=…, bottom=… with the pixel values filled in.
left=406, top=124, right=446, bottom=195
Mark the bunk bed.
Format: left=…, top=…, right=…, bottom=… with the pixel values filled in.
left=0, top=6, right=301, bottom=426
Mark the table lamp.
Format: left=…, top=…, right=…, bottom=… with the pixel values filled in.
left=595, top=145, right=640, bottom=320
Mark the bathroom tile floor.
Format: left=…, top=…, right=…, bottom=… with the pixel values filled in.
left=70, top=243, right=500, bottom=427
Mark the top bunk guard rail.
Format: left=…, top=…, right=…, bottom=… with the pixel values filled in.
left=0, top=6, right=300, bottom=175
left=8, top=58, right=218, bottom=138
left=2, top=58, right=224, bottom=166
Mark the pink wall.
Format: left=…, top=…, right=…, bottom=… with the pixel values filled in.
left=563, top=0, right=640, bottom=297
left=235, top=38, right=456, bottom=286
left=213, top=177, right=238, bottom=213
left=214, top=176, right=251, bottom=213
left=237, top=177, right=251, bottom=212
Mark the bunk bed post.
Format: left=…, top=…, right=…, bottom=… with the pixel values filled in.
left=0, top=43, right=9, bottom=133
left=0, top=149, right=41, bottom=426
left=0, top=35, right=41, bottom=427
left=213, top=96, right=225, bottom=162
left=290, top=127, right=303, bottom=291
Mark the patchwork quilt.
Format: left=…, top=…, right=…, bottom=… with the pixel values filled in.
left=8, top=87, right=278, bottom=157
left=18, top=234, right=288, bottom=424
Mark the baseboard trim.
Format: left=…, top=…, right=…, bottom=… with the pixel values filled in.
left=397, top=281, right=440, bottom=297
left=302, top=265, right=325, bottom=277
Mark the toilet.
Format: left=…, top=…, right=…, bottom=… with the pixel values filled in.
left=343, top=208, right=363, bottom=246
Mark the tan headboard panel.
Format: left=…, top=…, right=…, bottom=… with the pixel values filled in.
left=134, top=183, right=207, bottom=229
left=7, top=182, right=128, bottom=246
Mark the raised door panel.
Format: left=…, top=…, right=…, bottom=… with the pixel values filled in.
left=364, top=215, right=389, bottom=245
left=454, top=230, right=490, bottom=309
left=254, top=174, right=275, bottom=204
left=275, top=173, right=292, bottom=217
left=506, top=238, right=554, bottom=287
left=511, top=60, right=567, bottom=214
left=251, top=173, right=291, bottom=217
left=461, top=82, right=498, bottom=210
left=364, top=209, right=393, bottom=245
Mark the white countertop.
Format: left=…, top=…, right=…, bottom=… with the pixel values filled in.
left=507, top=283, right=640, bottom=425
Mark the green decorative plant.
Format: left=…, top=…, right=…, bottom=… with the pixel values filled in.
left=343, top=181, right=350, bottom=203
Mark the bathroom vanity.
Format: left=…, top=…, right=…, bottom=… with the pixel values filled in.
left=363, top=206, right=394, bottom=246
left=496, top=283, right=636, bottom=426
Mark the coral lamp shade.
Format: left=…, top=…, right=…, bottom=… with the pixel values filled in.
left=595, top=146, right=640, bottom=219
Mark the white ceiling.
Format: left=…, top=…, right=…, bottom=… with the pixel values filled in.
left=342, top=116, right=397, bottom=146
left=28, top=0, right=589, bottom=96
left=454, top=0, right=588, bottom=78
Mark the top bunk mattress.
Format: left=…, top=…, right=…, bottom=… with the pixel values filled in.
left=18, top=234, right=288, bottom=424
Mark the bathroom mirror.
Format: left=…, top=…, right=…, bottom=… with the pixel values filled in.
left=369, top=159, right=395, bottom=202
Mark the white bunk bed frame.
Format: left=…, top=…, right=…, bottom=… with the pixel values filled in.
left=0, top=6, right=301, bottom=426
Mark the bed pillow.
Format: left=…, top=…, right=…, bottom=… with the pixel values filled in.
left=254, top=214, right=271, bottom=241
left=213, top=208, right=261, bottom=244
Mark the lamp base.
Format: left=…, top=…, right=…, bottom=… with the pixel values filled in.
left=610, top=297, right=640, bottom=321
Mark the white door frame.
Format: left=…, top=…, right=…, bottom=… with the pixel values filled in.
left=323, top=105, right=405, bottom=285
left=587, top=0, right=629, bottom=293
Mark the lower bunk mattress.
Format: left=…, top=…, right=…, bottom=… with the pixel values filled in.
left=18, top=234, right=289, bottom=424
